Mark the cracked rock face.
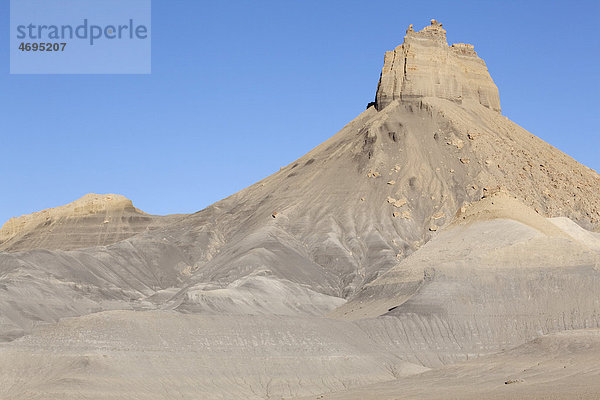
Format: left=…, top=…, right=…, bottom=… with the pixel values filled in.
left=375, top=19, right=501, bottom=112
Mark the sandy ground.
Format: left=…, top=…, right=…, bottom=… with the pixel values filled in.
left=299, top=329, right=600, bottom=400
left=0, top=310, right=427, bottom=400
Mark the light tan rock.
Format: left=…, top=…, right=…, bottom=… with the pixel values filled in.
left=375, top=20, right=501, bottom=112
left=0, top=194, right=179, bottom=252
left=447, top=138, right=464, bottom=149
left=393, top=198, right=407, bottom=208
left=387, top=197, right=407, bottom=208
left=433, top=212, right=445, bottom=220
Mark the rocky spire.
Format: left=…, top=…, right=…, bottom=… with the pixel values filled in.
left=375, top=19, right=501, bottom=112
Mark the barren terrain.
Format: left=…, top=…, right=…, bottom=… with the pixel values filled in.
left=1, top=20, right=598, bottom=400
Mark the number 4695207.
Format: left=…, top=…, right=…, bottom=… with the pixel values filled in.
left=18, top=43, right=67, bottom=51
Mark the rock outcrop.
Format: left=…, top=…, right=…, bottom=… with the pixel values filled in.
left=0, top=194, right=182, bottom=252
left=375, top=19, right=501, bottom=112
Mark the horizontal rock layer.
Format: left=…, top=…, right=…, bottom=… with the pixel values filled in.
left=0, top=194, right=183, bottom=252
left=375, top=20, right=501, bottom=112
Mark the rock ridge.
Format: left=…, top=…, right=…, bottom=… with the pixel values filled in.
left=0, top=193, right=181, bottom=252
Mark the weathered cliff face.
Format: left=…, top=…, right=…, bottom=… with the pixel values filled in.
left=375, top=20, right=501, bottom=112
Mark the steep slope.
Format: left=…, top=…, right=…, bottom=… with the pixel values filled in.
left=165, top=20, right=598, bottom=309
left=332, top=191, right=599, bottom=320
left=0, top=194, right=184, bottom=252
left=167, top=98, right=599, bottom=311
left=331, top=192, right=600, bottom=366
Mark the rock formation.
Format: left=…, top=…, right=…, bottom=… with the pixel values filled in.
left=0, top=193, right=182, bottom=252
left=375, top=19, right=501, bottom=112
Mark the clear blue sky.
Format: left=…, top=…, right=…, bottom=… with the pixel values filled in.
left=1, top=0, right=599, bottom=225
